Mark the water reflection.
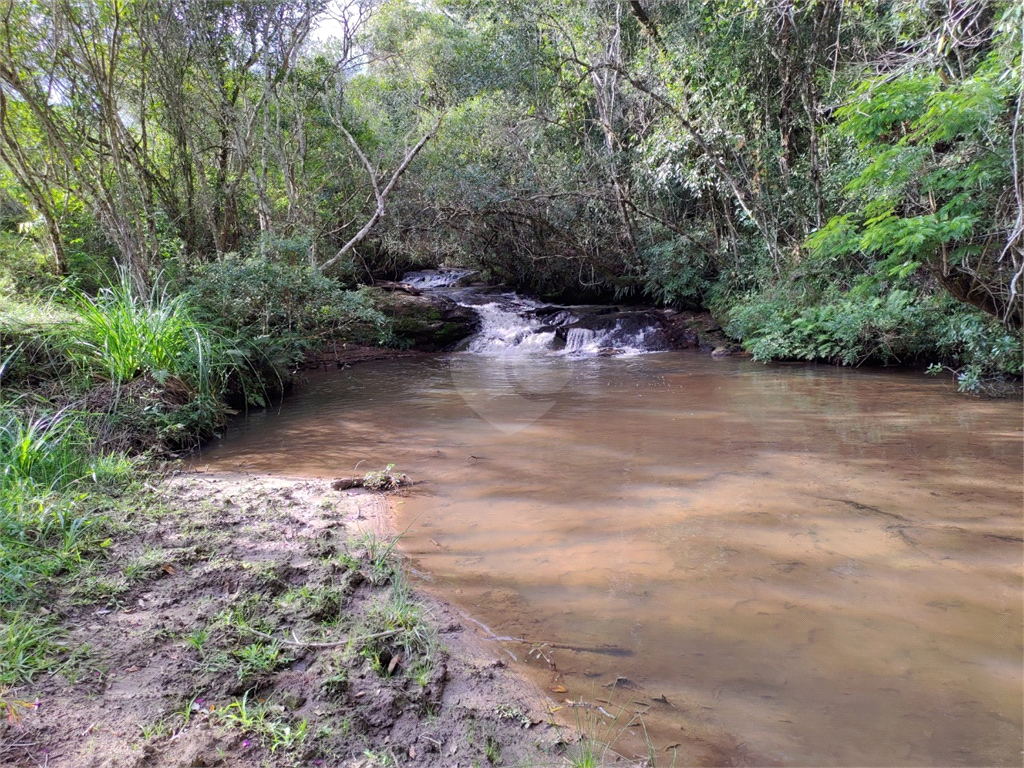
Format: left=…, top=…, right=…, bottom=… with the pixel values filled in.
left=194, top=353, right=1023, bottom=766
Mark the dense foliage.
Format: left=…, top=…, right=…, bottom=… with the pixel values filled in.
left=1, top=0, right=1021, bottom=386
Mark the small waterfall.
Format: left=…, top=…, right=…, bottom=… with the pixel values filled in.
left=464, top=300, right=556, bottom=355
left=402, top=269, right=476, bottom=290
left=400, top=269, right=667, bottom=357
left=564, top=327, right=596, bottom=354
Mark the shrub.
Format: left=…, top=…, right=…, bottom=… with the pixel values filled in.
left=182, top=257, right=390, bottom=342
left=640, top=239, right=713, bottom=308
left=724, top=285, right=1022, bottom=379
left=180, top=258, right=392, bottom=388
left=933, top=309, right=1023, bottom=377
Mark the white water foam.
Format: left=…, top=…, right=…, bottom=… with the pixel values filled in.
left=564, top=327, right=596, bottom=353
left=401, top=271, right=662, bottom=358
left=464, top=299, right=556, bottom=355
left=401, top=269, right=476, bottom=290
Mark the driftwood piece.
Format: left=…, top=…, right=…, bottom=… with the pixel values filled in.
left=375, top=281, right=422, bottom=296
left=331, top=473, right=413, bottom=491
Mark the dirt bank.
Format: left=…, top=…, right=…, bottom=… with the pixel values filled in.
left=1, top=472, right=612, bottom=768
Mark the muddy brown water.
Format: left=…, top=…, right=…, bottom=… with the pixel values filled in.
left=193, top=353, right=1023, bottom=766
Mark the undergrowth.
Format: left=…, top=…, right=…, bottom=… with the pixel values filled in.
left=721, top=284, right=1022, bottom=392
left=180, top=257, right=393, bottom=389
left=0, top=407, right=135, bottom=687
left=1, top=275, right=244, bottom=450
left=2, top=253, right=398, bottom=451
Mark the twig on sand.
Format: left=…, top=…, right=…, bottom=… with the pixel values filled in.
left=238, top=625, right=402, bottom=649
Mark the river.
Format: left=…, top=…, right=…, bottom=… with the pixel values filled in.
left=193, top=282, right=1023, bottom=766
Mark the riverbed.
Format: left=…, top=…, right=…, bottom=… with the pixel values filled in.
left=194, top=351, right=1023, bottom=766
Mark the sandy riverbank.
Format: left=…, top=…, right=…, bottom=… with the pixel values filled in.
left=2, top=471, right=620, bottom=768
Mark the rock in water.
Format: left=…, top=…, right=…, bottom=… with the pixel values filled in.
left=370, top=288, right=480, bottom=351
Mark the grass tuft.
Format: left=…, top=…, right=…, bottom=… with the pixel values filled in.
left=0, top=611, right=63, bottom=685
left=0, top=404, right=134, bottom=684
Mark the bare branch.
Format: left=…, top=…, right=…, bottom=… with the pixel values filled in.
left=319, top=111, right=446, bottom=273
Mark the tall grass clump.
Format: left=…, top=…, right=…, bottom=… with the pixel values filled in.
left=0, top=409, right=95, bottom=491
left=55, top=269, right=263, bottom=444
left=65, top=269, right=221, bottom=391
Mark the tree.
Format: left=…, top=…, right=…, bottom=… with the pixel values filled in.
left=808, top=1, right=1023, bottom=328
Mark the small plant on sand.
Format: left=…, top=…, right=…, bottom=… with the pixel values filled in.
left=352, top=530, right=402, bottom=586
left=53, top=642, right=101, bottom=685
left=561, top=698, right=672, bottom=768
left=0, top=686, right=37, bottom=725
left=362, top=749, right=399, bottom=767
left=218, top=690, right=264, bottom=729
left=335, top=549, right=362, bottom=571
left=277, top=585, right=315, bottom=609
left=172, top=692, right=209, bottom=728
left=217, top=593, right=275, bottom=635
left=568, top=739, right=603, bottom=768
left=266, top=718, right=308, bottom=753
left=219, top=690, right=308, bottom=753
left=318, top=660, right=349, bottom=700
left=485, top=733, right=502, bottom=764
left=120, top=547, right=171, bottom=583
left=184, top=627, right=209, bottom=654
left=139, top=716, right=174, bottom=741
left=234, top=641, right=288, bottom=681
left=362, top=464, right=409, bottom=492
left=352, top=564, right=435, bottom=680
left=199, top=650, right=232, bottom=675
left=410, top=659, right=433, bottom=688
left=561, top=700, right=624, bottom=768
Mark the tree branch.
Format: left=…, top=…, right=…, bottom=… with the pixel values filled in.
left=319, top=111, right=445, bottom=273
